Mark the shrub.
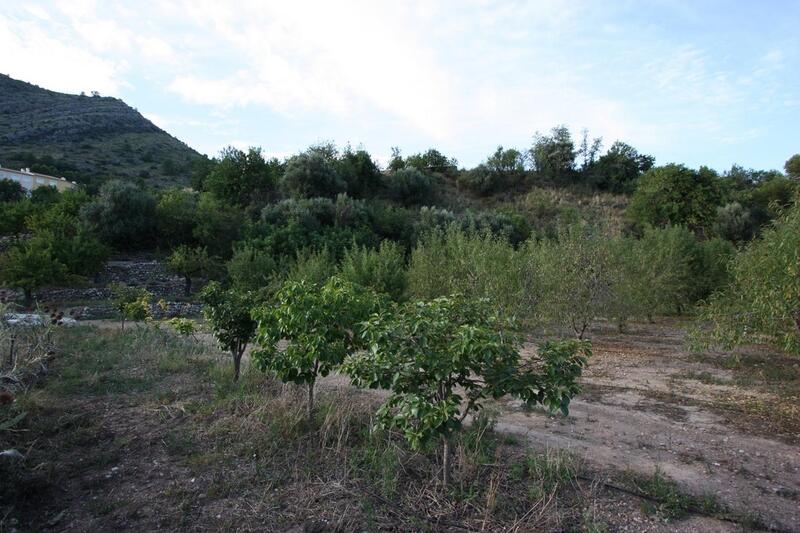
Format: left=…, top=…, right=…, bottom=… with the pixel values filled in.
left=200, top=282, right=258, bottom=381
left=252, top=277, right=380, bottom=420
left=695, top=202, right=800, bottom=353
left=384, top=167, right=433, bottom=205
left=338, top=240, right=407, bottom=301
left=344, top=295, right=591, bottom=485
left=408, top=226, right=530, bottom=318
left=281, top=151, right=347, bottom=198
left=80, top=180, right=157, bottom=250
left=226, top=244, right=278, bottom=293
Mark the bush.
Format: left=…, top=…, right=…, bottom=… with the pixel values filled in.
left=281, top=152, right=347, bottom=198
left=0, top=179, right=25, bottom=203
left=193, top=193, right=244, bottom=258
left=695, top=202, right=800, bottom=353
left=156, top=188, right=198, bottom=247
left=384, top=167, right=433, bottom=205
left=80, top=180, right=157, bottom=250
left=226, top=244, right=278, bottom=293
left=339, top=240, right=407, bottom=301
left=408, top=226, right=530, bottom=317
left=627, top=164, right=722, bottom=231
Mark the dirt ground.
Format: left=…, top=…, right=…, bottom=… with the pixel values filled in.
left=491, top=320, right=800, bottom=532
left=7, top=318, right=798, bottom=531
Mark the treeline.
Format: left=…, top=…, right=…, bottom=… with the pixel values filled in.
left=0, top=131, right=798, bottom=351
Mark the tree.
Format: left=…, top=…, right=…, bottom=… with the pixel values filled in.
left=408, top=226, right=530, bottom=318
left=226, top=244, right=278, bottom=293
left=193, top=192, right=244, bottom=258
left=627, top=164, right=723, bottom=231
left=712, top=202, right=756, bottom=244
left=527, top=224, right=614, bottom=338
left=344, top=296, right=591, bottom=485
left=156, top=188, right=198, bottom=247
left=252, top=277, right=380, bottom=420
left=0, top=179, right=25, bottom=203
left=80, top=180, right=157, bottom=250
left=281, top=151, right=347, bottom=199
left=203, top=146, right=279, bottom=207
left=530, top=126, right=576, bottom=184
left=590, top=141, right=654, bottom=193
left=695, top=202, right=800, bottom=354
left=166, top=245, right=218, bottom=295
left=459, top=146, right=526, bottom=196
left=336, top=147, right=382, bottom=198
left=0, top=240, right=66, bottom=307
left=405, top=149, right=458, bottom=176
left=785, top=154, right=800, bottom=180
left=384, top=167, right=432, bottom=205
left=200, top=282, right=258, bottom=381
left=110, top=284, right=152, bottom=330
left=338, top=240, right=407, bottom=301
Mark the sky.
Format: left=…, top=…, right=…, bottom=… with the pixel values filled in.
left=1, top=0, right=798, bottom=171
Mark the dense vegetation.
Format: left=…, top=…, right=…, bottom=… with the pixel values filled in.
left=1, top=126, right=798, bottom=354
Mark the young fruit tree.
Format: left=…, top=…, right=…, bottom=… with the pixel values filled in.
left=110, top=284, right=152, bottom=330
left=200, top=282, right=258, bottom=381
left=343, top=295, right=591, bottom=485
left=252, top=277, right=380, bottom=421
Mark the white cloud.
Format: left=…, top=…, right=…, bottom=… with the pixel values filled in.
left=0, top=12, right=125, bottom=95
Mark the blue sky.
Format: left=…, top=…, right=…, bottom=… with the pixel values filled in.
left=1, top=1, right=798, bottom=171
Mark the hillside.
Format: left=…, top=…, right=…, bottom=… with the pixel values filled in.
left=0, top=74, right=202, bottom=188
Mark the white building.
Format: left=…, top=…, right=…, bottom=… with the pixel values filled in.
left=0, top=166, right=77, bottom=192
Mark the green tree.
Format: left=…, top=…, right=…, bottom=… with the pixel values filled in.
left=110, top=284, right=152, bottom=330
left=226, top=244, right=278, bottom=293
left=527, top=224, right=614, bottom=338
left=785, top=154, right=800, bottom=180
left=193, top=192, right=244, bottom=258
left=166, top=245, right=219, bottom=296
left=712, top=202, right=756, bottom=244
left=405, top=148, right=458, bottom=176
left=590, top=141, right=654, bottom=193
left=200, top=282, right=258, bottom=381
left=281, top=151, right=347, bottom=198
left=80, top=180, right=157, bottom=250
left=694, top=202, right=800, bottom=354
left=408, top=226, right=530, bottom=318
left=530, top=126, right=576, bottom=184
left=344, top=296, right=590, bottom=485
left=459, top=146, right=526, bottom=196
left=338, top=240, right=407, bottom=301
left=0, top=179, right=25, bottom=203
left=156, top=188, right=198, bottom=247
left=627, top=164, right=722, bottom=231
left=0, top=239, right=67, bottom=307
left=252, top=277, right=379, bottom=420
left=336, top=147, right=382, bottom=198
left=384, top=167, right=432, bottom=205
left=203, top=146, right=279, bottom=207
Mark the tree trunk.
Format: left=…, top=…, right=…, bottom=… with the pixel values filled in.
left=184, top=276, right=192, bottom=296
left=233, top=348, right=242, bottom=382
left=23, top=288, right=33, bottom=309
left=442, top=436, right=451, bottom=486
left=307, top=380, right=315, bottom=422
left=7, top=334, right=15, bottom=368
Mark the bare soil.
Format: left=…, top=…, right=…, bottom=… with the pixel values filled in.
left=491, top=320, right=799, bottom=532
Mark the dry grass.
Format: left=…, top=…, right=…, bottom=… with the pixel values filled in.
left=0, top=324, right=749, bottom=531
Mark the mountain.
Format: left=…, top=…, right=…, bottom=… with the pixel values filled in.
left=0, top=74, right=203, bottom=188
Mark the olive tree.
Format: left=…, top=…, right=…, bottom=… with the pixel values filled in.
left=200, top=282, right=258, bottom=381
left=252, top=277, right=379, bottom=420
left=694, top=202, right=800, bottom=354
left=0, top=239, right=67, bottom=307
left=527, top=224, right=614, bottom=338
left=344, top=296, right=590, bottom=485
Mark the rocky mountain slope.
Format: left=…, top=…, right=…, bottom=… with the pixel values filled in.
left=0, top=74, right=202, bottom=188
